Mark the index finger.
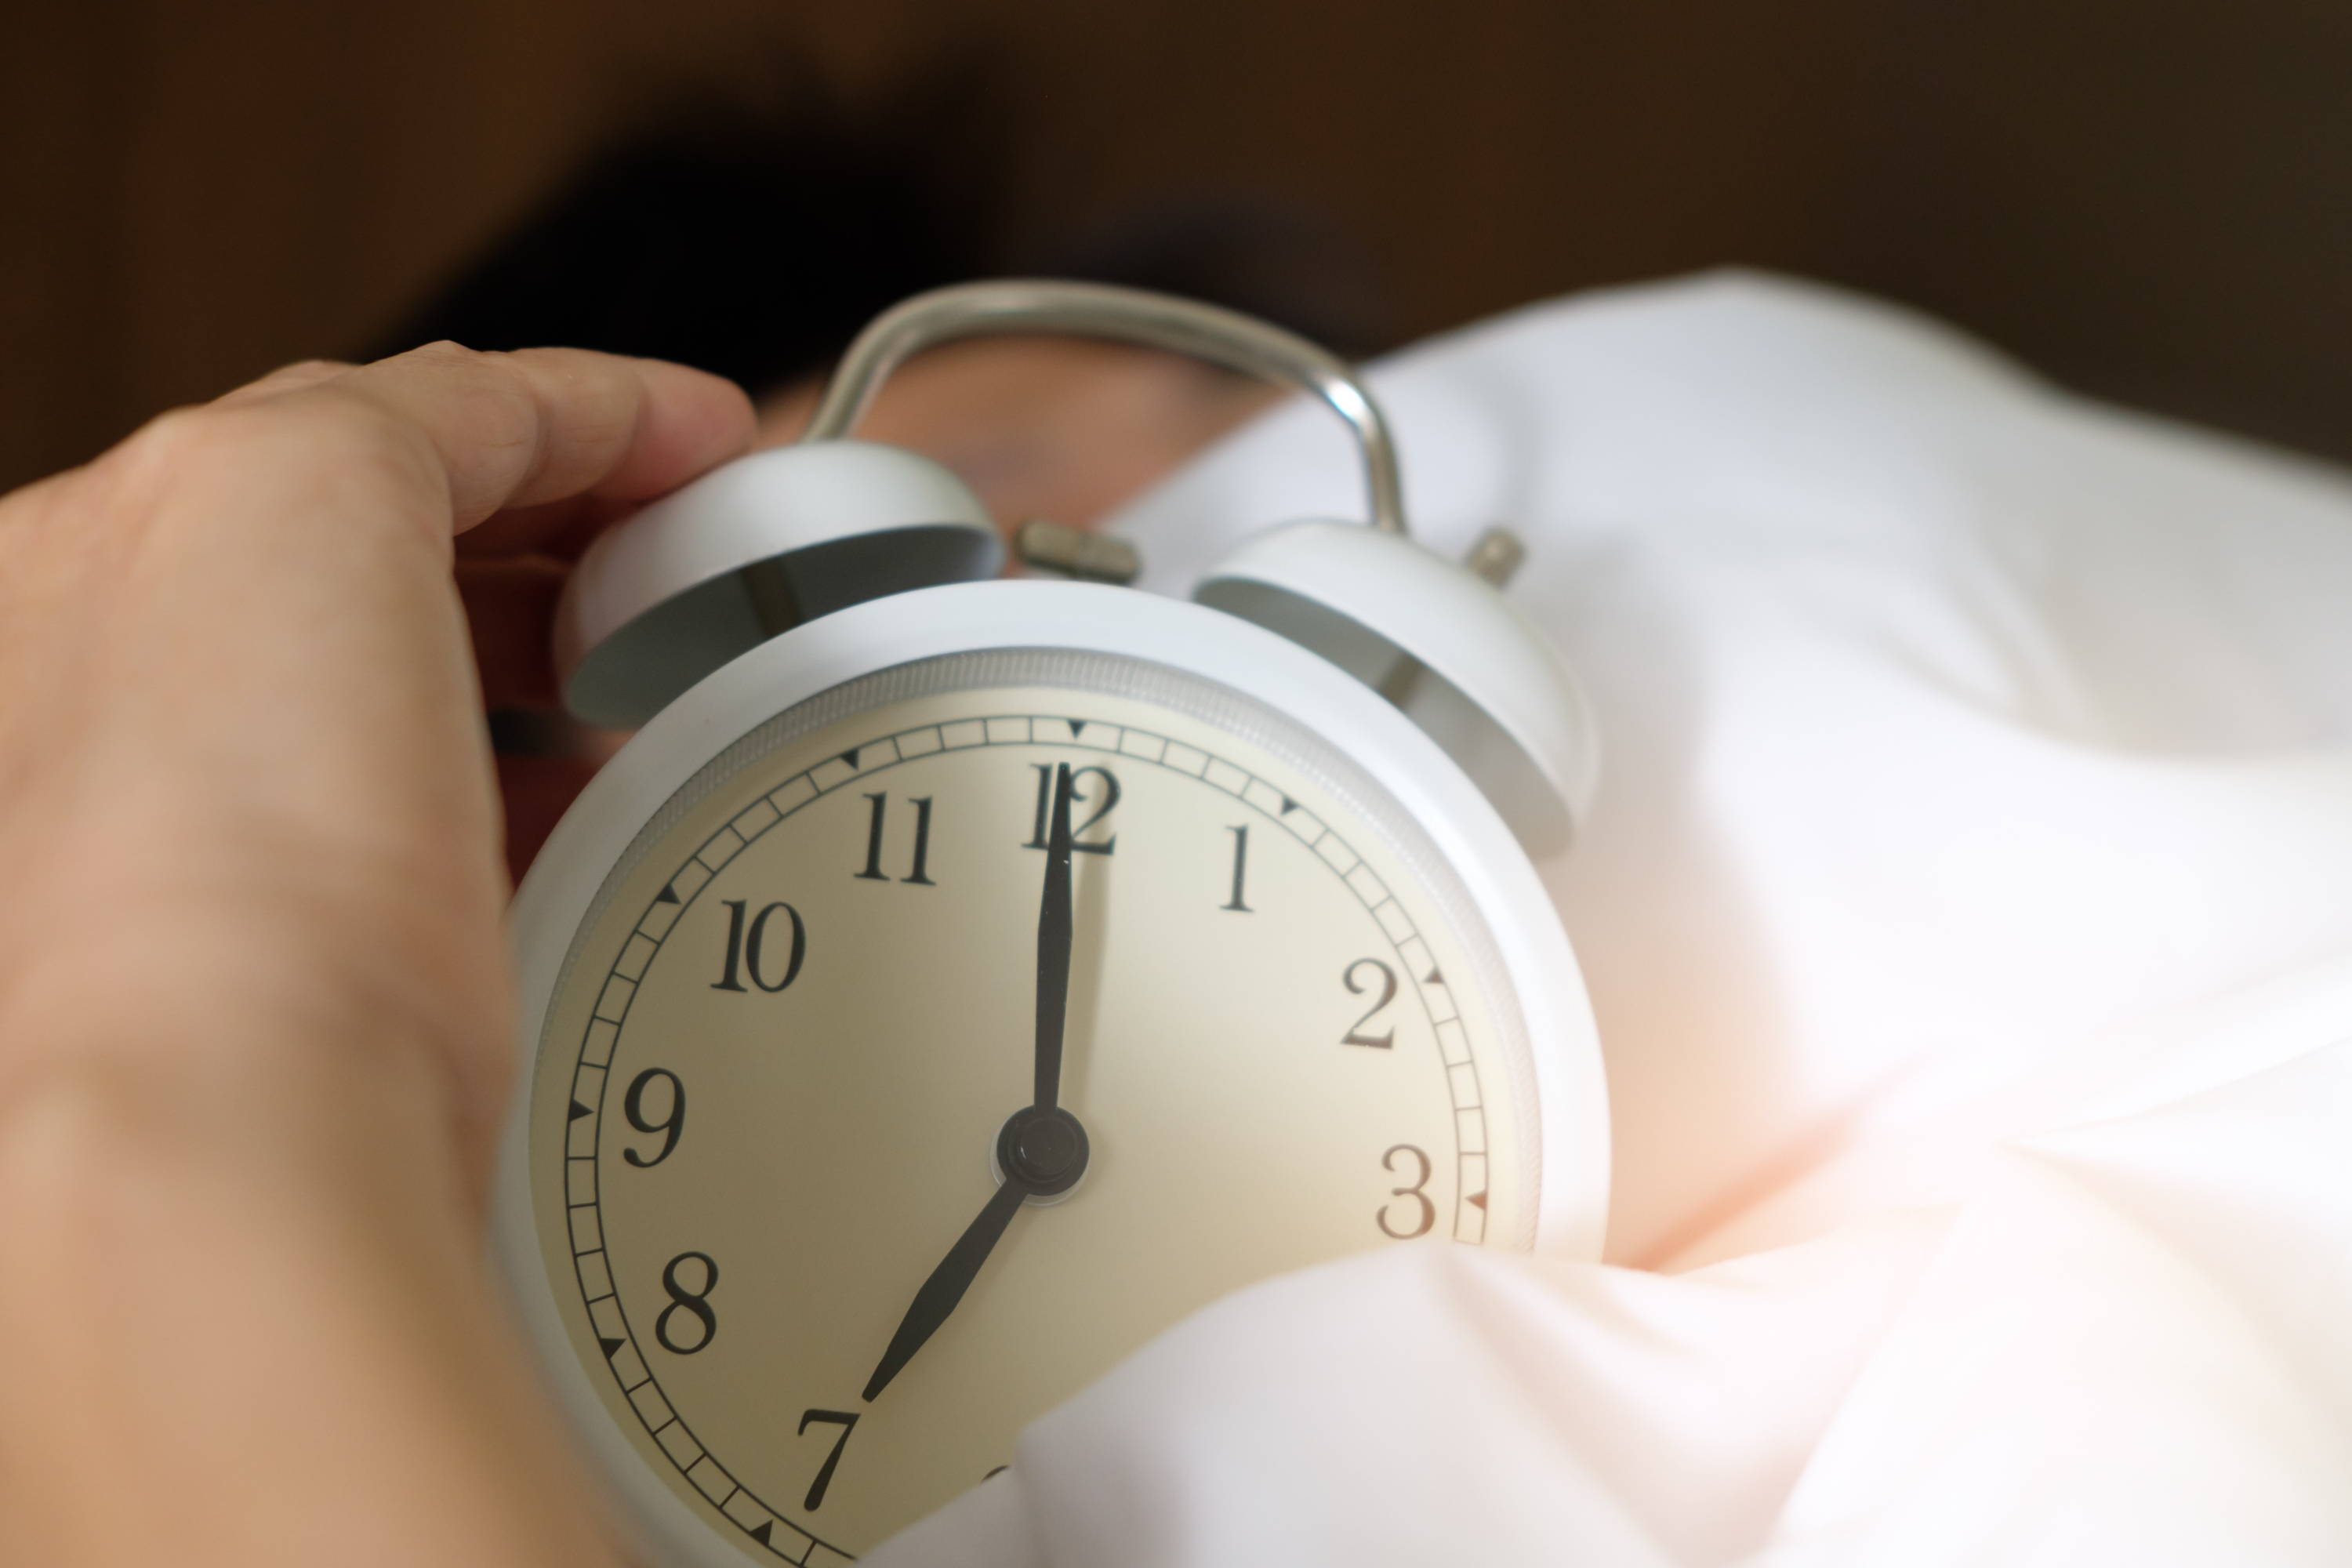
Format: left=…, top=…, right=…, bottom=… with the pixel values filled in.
left=260, top=342, right=756, bottom=535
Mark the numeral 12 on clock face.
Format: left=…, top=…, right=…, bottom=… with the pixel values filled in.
left=1025, top=764, right=1118, bottom=854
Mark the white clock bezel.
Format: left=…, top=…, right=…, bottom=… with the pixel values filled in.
left=491, top=579, right=1609, bottom=1566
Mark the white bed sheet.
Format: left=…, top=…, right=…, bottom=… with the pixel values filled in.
left=868, top=272, right=2352, bottom=1566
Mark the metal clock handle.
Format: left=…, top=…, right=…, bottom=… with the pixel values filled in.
left=798, top=278, right=1410, bottom=539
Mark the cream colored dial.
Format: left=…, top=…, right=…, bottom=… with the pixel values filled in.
left=531, top=655, right=1534, bottom=1562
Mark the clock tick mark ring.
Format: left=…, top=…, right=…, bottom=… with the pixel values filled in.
left=995, top=1105, right=1091, bottom=1199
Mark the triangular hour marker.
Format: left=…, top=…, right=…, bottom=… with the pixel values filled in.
left=1468, top=1191, right=1488, bottom=1210
left=655, top=884, right=680, bottom=905
left=748, top=1522, right=774, bottom=1547
left=1068, top=719, right=1087, bottom=738
left=598, top=1335, right=626, bottom=1359
left=839, top=747, right=861, bottom=769
left=568, top=1100, right=592, bottom=1121
left=1425, top=966, right=1443, bottom=985
left=1279, top=794, right=1299, bottom=813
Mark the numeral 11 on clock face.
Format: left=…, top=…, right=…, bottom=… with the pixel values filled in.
left=856, top=793, right=936, bottom=885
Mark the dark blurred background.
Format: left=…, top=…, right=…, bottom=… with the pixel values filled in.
left=4, top=0, right=2347, bottom=494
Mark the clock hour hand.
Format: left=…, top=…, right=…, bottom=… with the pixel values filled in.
left=861, top=1173, right=1030, bottom=1403
left=1033, top=762, right=1076, bottom=1111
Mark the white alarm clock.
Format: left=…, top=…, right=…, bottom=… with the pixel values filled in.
left=490, top=281, right=1610, bottom=1565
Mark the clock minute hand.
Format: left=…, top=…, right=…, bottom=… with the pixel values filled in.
left=861, top=1174, right=1031, bottom=1403
left=1033, top=762, right=1077, bottom=1111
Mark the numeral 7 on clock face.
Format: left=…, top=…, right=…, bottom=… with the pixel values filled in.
left=797, top=1410, right=859, bottom=1511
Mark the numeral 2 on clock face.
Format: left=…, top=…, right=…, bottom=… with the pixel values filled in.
left=1341, top=957, right=1399, bottom=1048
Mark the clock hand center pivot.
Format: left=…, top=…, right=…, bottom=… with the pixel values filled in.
left=996, top=1104, right=1090, bottom=1196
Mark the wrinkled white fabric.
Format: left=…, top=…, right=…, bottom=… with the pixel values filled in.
left=867, top=272, right=2352, bottom=1566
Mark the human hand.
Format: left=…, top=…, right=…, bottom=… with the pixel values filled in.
left=0, top=345, right=754, bottom=1565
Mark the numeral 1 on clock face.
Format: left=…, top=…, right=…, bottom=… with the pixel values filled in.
left=1221, top=824, right=1253, bottom=913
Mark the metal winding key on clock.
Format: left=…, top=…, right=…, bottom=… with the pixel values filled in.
left=495, top=281, right=1610, bottom=1565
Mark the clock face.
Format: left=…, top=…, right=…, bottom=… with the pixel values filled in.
left=524, top=650, right=1539, bottom=1563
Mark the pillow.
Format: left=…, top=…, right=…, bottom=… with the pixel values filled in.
left=1111, top=269, right=2352, bottom=1267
